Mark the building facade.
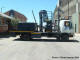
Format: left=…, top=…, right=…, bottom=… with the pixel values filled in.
left=0, top=13, right=13, bottom=33
left=5, top=10, right=27, bottom=23
left=54, top=0, right=80, bottom=33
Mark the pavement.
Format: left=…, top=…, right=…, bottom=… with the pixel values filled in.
left=0, top=34, right=80, bottom=60
left=74, top=33, right=80, bottom=40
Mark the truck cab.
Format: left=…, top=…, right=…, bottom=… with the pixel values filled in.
left=60, top=20, right=74, bottom=34
left=59, top=20, right=74, bottom=40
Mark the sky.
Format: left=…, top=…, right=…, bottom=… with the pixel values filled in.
left=0, top=0, right=58, bottom=24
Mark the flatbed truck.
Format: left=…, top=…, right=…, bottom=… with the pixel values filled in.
left=9, top=10, right=74, bottom=41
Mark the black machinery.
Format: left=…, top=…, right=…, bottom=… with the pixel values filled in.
left=39, top=10, right=52, bottom=32
left=9, top=10, right=73, bottom=41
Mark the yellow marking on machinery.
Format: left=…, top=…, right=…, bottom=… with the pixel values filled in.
left=32, top=33, right=41, bottom=34
left=9, top=31, right=33, bottom=33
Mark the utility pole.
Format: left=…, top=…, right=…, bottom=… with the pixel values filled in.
left=1, top=8, right=2, bottom=13
left=68, top=0, right=69, bottom=19
left=57, top=0, right=60, bottom=32
left=57, top=7, right=60, bottom=32
left=1, top=7, right=5, bottom=13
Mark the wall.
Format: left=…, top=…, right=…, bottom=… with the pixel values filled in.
left=79, top=13, right=80, bottom=33
left=54, top=0, right=77, bottom=19
left=0, top=17, right=8, bottom=32
left=72, top=13, right=79, bottom=33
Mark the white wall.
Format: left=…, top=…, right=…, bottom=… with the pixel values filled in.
left=72, top=13, right=79, bottom=33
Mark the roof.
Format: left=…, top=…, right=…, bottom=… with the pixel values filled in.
left=4, top=10, right=27, bottom=21
left=0, top=12, right=13, bottom=19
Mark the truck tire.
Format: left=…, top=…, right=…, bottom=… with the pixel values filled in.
left=24, top=34, right=31, bottom=41
left=61, top=35, right=69, bottom=41
left=20, top=35, right=23, bottom=39
left=57, top=37, right=60, bottom=40
left=20, top=34, right=31, bottom=41
left=56, top=35, right=61, bottom=40
left=20, top=35, right=27, bottom=40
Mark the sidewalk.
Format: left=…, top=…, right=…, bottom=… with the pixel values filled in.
left=73, top=33, right=80, bottom=40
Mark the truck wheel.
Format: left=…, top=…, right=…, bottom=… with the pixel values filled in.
left=20, top=34, right=30, bottom=41
left=57, top=37, right=60, bottom=40
left=26, top=35, right=30, bottom=41
left=61, top=35, right=69, bottom=41
left=56, top=36, right=61, bottom=40
left=20, top=35, right=26, bottom=40
left=20, top=35, right=23, bottom=39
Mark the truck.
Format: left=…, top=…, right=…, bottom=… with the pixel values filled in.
left=9, top=10, right=74, bottom=41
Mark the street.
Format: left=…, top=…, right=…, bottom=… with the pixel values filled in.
left=0, top=35, right=80, bottom=60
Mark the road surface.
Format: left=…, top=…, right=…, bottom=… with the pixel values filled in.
left=0, top=35, right=80, bottom=60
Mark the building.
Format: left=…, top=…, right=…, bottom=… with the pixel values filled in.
left=5, top=10, right=27, bottom=23
left=0, top=12, right=13, bottom=33
left=54, top=0, right=80, bottom=33
left=54, top=0, right=75, bottom=19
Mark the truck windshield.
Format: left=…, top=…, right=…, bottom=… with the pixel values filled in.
left=64, top=21, right=72, bottom=30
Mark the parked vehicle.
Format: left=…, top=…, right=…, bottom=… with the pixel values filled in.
left=9, top=10, right=74, bottom=41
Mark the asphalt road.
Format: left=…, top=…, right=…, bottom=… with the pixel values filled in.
left=0, top=36, right=80, bottom=60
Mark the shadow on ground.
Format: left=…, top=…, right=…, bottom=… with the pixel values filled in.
left=0, top=35, right=10, bottom=38
left=14, top=38, right=79, bottom=42
left=0, top=35, right=16, bottom=38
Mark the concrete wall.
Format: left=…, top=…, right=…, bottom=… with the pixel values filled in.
left=54, top=0, right=80, bottom=33
left=54, top=0, right=78, bottom=19
left=60, top=0, right=76, bottom=18
left=72, top=13, right=79, bottom=33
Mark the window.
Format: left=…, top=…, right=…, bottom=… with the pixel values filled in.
left=64, top=21, right=72, bottom=30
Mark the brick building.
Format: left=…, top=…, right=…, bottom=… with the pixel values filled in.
left=54, top=0, right=80, bottom=33
left=0, top=12, right=13, bottom=33
left=5, top=10, right=27, bottom=23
